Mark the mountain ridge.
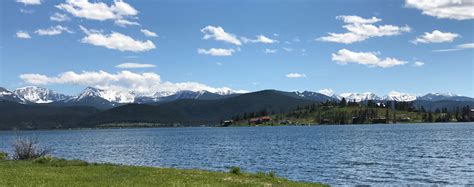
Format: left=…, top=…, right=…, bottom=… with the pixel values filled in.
left=1, top=86, right=473, bottom=110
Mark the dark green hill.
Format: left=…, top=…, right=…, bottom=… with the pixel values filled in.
left=0, top=100, right=99, bottom=130
left=82, top=90, right=317, bottom=126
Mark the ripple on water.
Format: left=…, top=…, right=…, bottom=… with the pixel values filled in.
left=0, top=123, right=473, bottom=185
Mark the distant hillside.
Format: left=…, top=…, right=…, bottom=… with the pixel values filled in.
left=0, top=100, right=99, bottom=130
left=81, top=90, right=317, bottom=126
left=413, top=100, right=474, bottom=111
left=1, top=87, right=473, bottom=130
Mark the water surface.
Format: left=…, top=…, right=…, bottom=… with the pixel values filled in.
left=1, top=123, right=473, bottom=185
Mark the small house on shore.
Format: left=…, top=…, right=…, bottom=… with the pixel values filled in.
left=249, top=116, right=272, bottom=124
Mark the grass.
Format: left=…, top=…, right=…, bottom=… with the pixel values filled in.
left=0, top=157, right=327, bottom=187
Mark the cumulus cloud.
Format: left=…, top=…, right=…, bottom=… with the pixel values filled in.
left=405, top=0, right=474, bottom=20
left=286, top=73, right=306, bottom=78
left=200, top=25, right=241, bottom=45
left=197, top=48, right=235, bottom=56
left=317, top=89, right=335, bottom=96
left=16, top=0, right=41, bottom=5
left=241, top=35, right=279, bottom=44
left=332, top=49, right=408, bottom=68
left=79, top=25, right=155, bottom=52
left=115, top=63, right=156, bottom=68
left=413, top=61, right=425, bottom=67
left=35, top=25, right=73, bottom=36
left=19, top=70, right=245, bottom=94
left=411, top=30, right=459, bottom=44
left=16, top=31, right=31, bottom=39
left=114, top=19, right=140, bottom=27
left=318, top=15, right=411, bottom=44
left=433, top=42, right=474, bottom=52
left=50, top=12, right=70, bottom=22
left=56, top=0, right=138, bottom=21
left=140, top=29, right=158, bottom=37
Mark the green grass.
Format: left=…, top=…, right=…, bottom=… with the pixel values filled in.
left=0, top=157, right=327, bottom=187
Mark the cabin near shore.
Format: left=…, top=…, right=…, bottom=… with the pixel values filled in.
left=249, top=116, right=272, bottom=124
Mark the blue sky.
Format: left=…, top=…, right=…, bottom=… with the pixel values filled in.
left=0, top=0, right=473, bottom=96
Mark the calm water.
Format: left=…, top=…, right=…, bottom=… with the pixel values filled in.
left=1, top=123, right=473, bottom=185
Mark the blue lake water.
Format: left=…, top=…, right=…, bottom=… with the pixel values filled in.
left=1, top=123, right=473, bottom=185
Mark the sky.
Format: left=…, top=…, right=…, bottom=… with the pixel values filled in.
left=0, top=0, right=473, bottom=97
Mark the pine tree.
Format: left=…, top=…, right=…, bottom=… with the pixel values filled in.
left=340, top=97, right=347, bottom=107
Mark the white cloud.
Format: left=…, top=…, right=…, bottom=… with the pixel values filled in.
left=433, top=42, right=474, bottom=52
left=286, top=73, right=306, bottom=78
left=140, top=29, right=158, bottom=37
left=264, top=49, right=277, bottom=54
left=56, top=0, right=138, bottom=21
left=19, top=70, right=244, bottom=95
left=16, top=0, right=41, bottom=5
left=318, top=15, right=410, bottom=44
left=412, top=30, right=459, bottom=44
left=79, top=26, right=155, bottom=52
left=20, top=9, right=34, bottom=14
left=405, top=0, right=474, bottom=20
left=200, top=25, right=241, bottom=45
left=115, top=63, right=156, bottom=68
left=413, top=61, right=425, bottom=67
left=50, top=12, right=70, bottom=22
left=197, top=48, right=234, bottom=56
left=317, top=89, right=335, bottom=96
left=241, top=35, right=278, bottom=44
left=35, top=25, right=73, bottom=36
left=282, top=47, right=293, bottom=52
left=114, top=19, right=140, bottom=27
left=332, top=49, right=408, bottom=68
left=16, top=31, right=31, bottom=39
left=457, top=43, right=474, bottom=49
left=216, top=62, right=223, bottom=66
left=336, top=15, right=382, bottom=24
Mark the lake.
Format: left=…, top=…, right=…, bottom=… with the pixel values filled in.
left=1, top=123, right=473, bottom=185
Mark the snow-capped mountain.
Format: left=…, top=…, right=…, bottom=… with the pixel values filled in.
left=3, top=85, right=474, bottom=111
left=71, top=87, right=241, bottom=104
left=292, top=91, right=336, bottom=101
left=0, top=87, right=23, bottom=103
left=418, top=93, right=474, bottom=102
left=383, top=91, right=417, bottom=102
left=159, top=90, right=239, bottom=102
left=339, top=92, right=382, bottom=102
left=74, top=87, right=135, bottom=103
left=13, top=86, right=70, bottom=103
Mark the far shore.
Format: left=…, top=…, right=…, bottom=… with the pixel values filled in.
left=1, top=121, right=473, bottom=131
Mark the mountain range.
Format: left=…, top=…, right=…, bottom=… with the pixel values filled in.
left=1, top=86, right=472, bottom=109
left=1, top=86, right=473, bottom=130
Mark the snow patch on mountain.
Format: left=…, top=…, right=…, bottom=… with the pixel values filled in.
left=339, top=92, right=381, bottom=102
left=383, top=91, right=417, bottom=102
left=75, top=87, right=135, bottom=103
left=317, top=89, right=335, bottom=97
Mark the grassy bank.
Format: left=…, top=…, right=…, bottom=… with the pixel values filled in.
left=0, top=157, right=326, bottom=186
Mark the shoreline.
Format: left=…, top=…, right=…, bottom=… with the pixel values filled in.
left=1, top=121, right=473, bottom=131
